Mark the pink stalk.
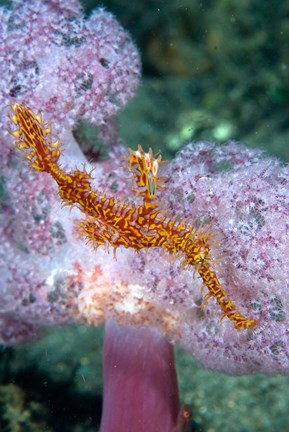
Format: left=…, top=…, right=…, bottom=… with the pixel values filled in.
left=100, top=320, right=180, bottom=432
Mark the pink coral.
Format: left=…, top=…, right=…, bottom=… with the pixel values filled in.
left=74, top=140, right=289, bottom=375
left=162, top=141, right=289, bottom=374
left=0, top=0, right=140, bottom=343
left=2, top=2, right=289, bottom=431
left=2, top=0, right=289, bottom=396
left=0, top=0, right=140, bottom=144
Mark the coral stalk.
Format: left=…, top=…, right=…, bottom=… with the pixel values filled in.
left=100, top=321, right=180, bottom=432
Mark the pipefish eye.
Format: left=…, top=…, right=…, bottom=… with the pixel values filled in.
left=152, top=159, right=159, bottom=176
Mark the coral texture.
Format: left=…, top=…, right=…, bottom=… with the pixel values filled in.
left=0, top=0, right=140, bottom=144
left=163, top=141, right=289, bottom=374
left=0, top=0, right=140, bottom=343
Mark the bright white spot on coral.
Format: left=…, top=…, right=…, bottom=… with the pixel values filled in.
left=46, top=267, right=76, bottom=287
left=114, top=284, right=144, bottom=315
left=46, top=268, right=62, bottom=287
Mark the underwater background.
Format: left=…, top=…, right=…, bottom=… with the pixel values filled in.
left=1, top=0, right=289, bottom=431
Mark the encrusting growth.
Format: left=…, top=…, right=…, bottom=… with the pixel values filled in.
left=9, top=103, right=256, bottom=330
